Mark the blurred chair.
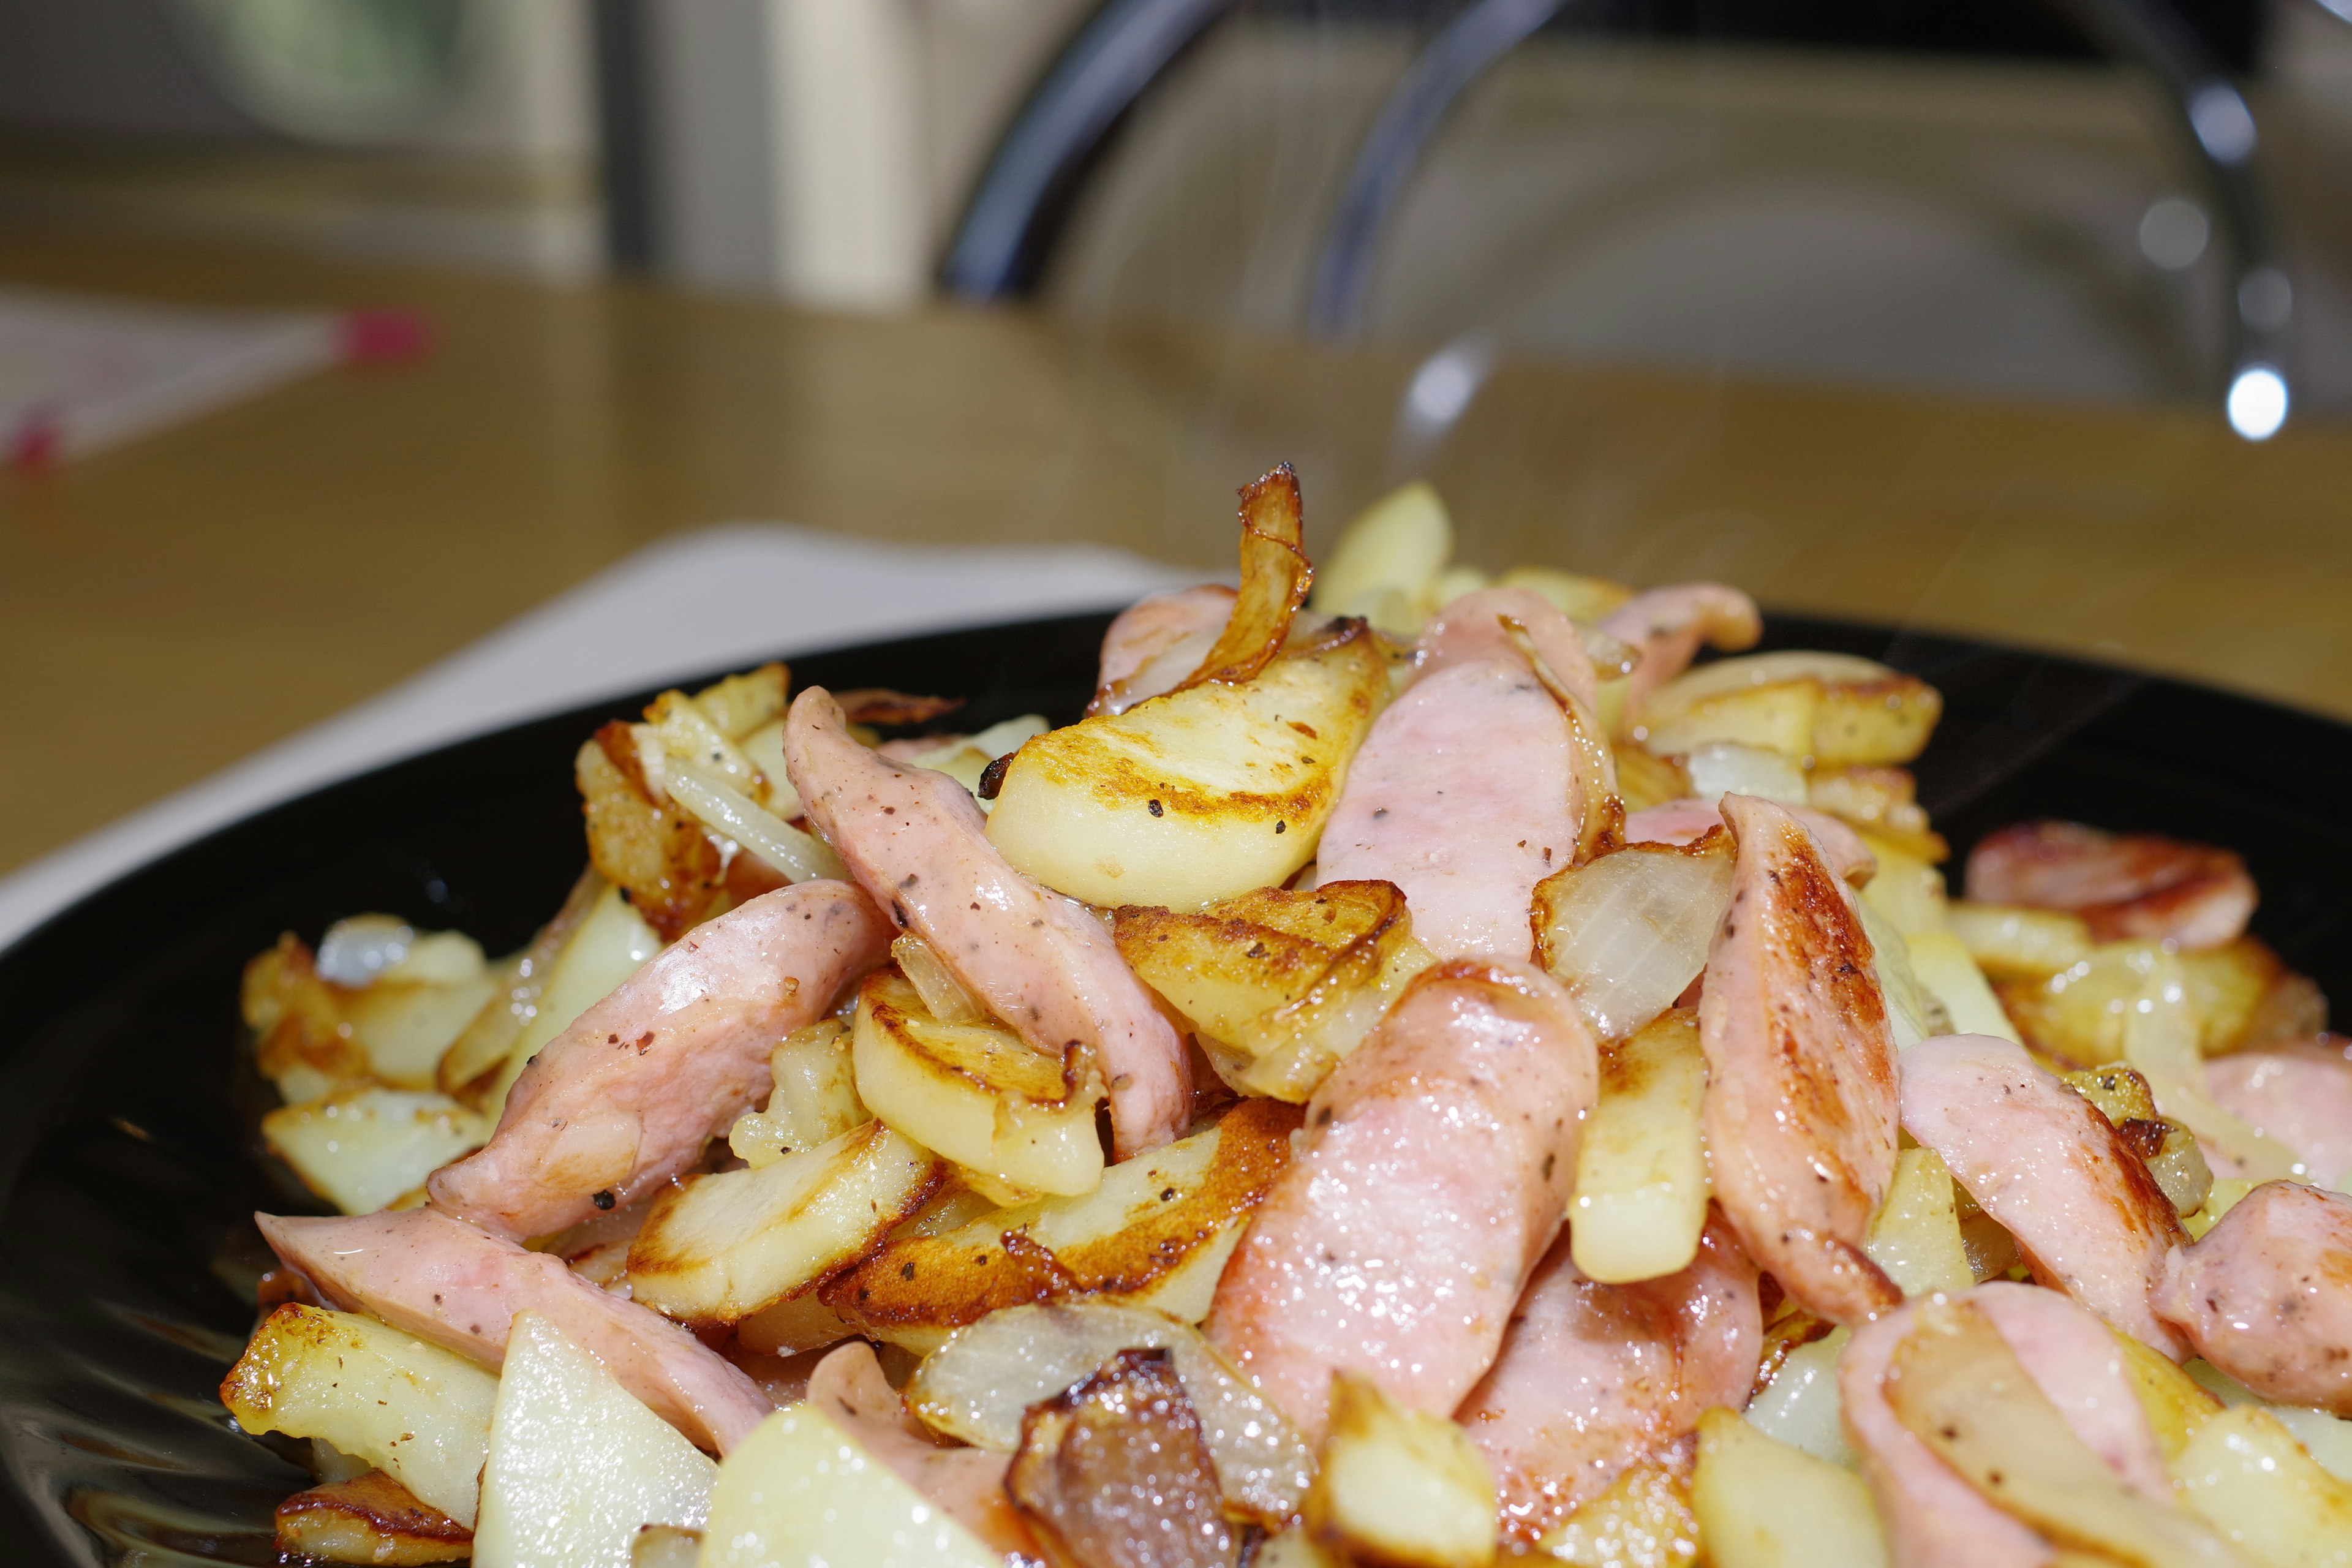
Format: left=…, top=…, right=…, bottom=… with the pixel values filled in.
left=942, top=0, right=2309, bottom=433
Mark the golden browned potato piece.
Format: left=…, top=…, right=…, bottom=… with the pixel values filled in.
left=1115, top=881, right=1434, bottom=1101
left=624, top=1118, right=943, bottom=1323
left=576, top=724, right=725, bottom=942
left=1308, top=1373, right=1497, bottom=1568
left=984, top=622, right=1390, bottom=910
left=275, top=1471, right=472, bottom=1566
left=1637, top=651, right=1941, bottom=769
left=824, top=1098, right=1299, bottom=1351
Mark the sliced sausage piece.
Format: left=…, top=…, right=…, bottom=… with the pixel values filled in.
left=1698, top=794, right=1902, bottom=1325
left=1090, top=584, right=1237, bottom=716
left=1963, top=821, right=2255, bottom=950
left=1598, top=584, right=1762, bottom=717
left=429, top=881, right=891, bottom=1240
left=785, top=688, right=1191, bottom=1158
left=1453, top=1212, right=1760, bottom=1546
left=1206, top=960, right=1596, bottom=1446
left=1624, top=797, right=1876, bottom=884
left=1318, top=661, right=1578, bottom=962
left=1899, top=1033, right=2189, bottom=1359
left=805, top=1342, right=1039, bottom=1558
left=2154, top=1180, right=2352, bottom=1415
left=1413, top=587, right=1599, bottom=714
left=2204, top=1040, right=2352, bottom=1188
left=258, top=1208, right=772, bottom=1454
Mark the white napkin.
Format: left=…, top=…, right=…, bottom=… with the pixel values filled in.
left=0, top=524, right=1194, bottom=951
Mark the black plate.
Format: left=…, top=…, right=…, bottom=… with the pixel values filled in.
left=0, top=609, right=2346, bottom=1565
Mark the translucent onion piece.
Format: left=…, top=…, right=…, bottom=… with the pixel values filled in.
left=892, top=933, right=987, bottom=1025
left=2123, top=949, right=2303, bottom=1182
left=906, top=1302, right=1314, bottom=1526
left=664, top=759, right=848, bottom=884
left=1534, top=840, right=1735, bottom=1041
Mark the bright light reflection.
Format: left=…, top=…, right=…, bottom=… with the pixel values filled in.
left=2226, top=366, right=2288, bottom=442
left=1403, top=334, right=1495, bottom=438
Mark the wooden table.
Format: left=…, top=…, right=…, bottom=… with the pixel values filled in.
left=5, top=222, right=2350, bottom=881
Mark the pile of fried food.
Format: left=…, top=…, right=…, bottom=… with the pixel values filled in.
left=224, top=470, right=2352, bottom=1568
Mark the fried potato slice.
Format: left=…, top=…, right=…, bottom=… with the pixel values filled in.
left=2173, top=1404, right=2352, bottom=1564
left=851, top=968, right=1104, bottom=1198
left=728, top=1019, right=865, bottom=1167
left=2114, top=1332, right=2223, bottom=1461
left=473, top=1312, right=715, bottom=1567
left=1569, top=1008, right=1710, bottom=1284
left=263, top=1087, right=491, bottom=1217
left=699, top=1404, right=1002, bottom=1568
left=1884, top=1298, right=2236, bottom=1567
left=1536, top=1458, right=1700, bottom=1568
left=687, top=662, right=791, bottom=741
left=1861, top=1147, right=1975, bottom=1298
left=826, top=1098, right=1299, bottom=1350
left=578, top=725, right=726, bottom=943
left=1116, top=882, right=1435, bottom=1102
left=625, top=1118, right=943, bottom=1323
left=1614, top=747, right=1694, bottom=815
left=1174, top=464, right=1311, bottom=692
left=1310, top=481, right=1453, bottom=635
left=1995, top=935, right=2311, bottom=1066
left=222, top=1305, right=497, bottom=1528
left=1806, top=766, right=1947, bottom=862
left=244, top=929, right=496, bottom=1102
left=1948, top=902, right=2094, bottom=979
left=1308, top=1372, right=1497, bottom=1568
left=1008, top=1348, right=1238, bottom=1567
left=984, top=621, right=1390, bottom=910
left=905, top=1300, right=1316, bottom=1526
left=1689, top=1408, right=1885, bottom=1568
left=276, top=1472, right=472, bottom=1566
left=1637, top=651, right=1941, bottom=769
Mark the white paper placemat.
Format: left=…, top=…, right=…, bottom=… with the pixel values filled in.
left=0, top=524, right=1194, bottom=951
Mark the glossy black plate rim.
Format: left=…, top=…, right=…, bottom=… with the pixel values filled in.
left=1, top=608, right=2348, bottom=1565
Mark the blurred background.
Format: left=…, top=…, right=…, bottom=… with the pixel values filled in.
left=4, top=0, right=2351, bottom=914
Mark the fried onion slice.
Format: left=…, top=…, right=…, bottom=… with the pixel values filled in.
left=1176, top=464, right=1312, bottom=691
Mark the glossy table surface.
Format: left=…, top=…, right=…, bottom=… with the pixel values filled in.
left=4, top=222, right=2350, bottom=882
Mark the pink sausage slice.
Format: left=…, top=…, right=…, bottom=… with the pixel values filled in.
left=1206, top=960, right=1596, bottom=1446
left=1900, top=1033, right=2189, bottom=1358
left=1964, top=821, right=2255, bottom=951
left=2155, top=1180, right=2352, bottom=1415
left=1089, top=584, right=1237, bottom=716
left=2203, top=1040, right=2352, bottom=1188
left=1624, top=797, right=1876, bottom=884
left=1413, top=587, right=1599, bottom=714
left=430, top=880, right=891, bottom=1240
left=785, top=687, right=1191, bottom=1158
left=1599, top=584, right=1762, bottom=717
left=1319, top=661, right=1578, bottom=962
left=1453, top=1212, right=1760, bottom=1545
left=259, top=1208, right=772, bottom=1453
left=1698, top=794, right=1902, bottom=1325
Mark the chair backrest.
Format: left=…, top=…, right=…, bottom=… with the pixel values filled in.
left=943, top=0, right=2296, bottom=433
